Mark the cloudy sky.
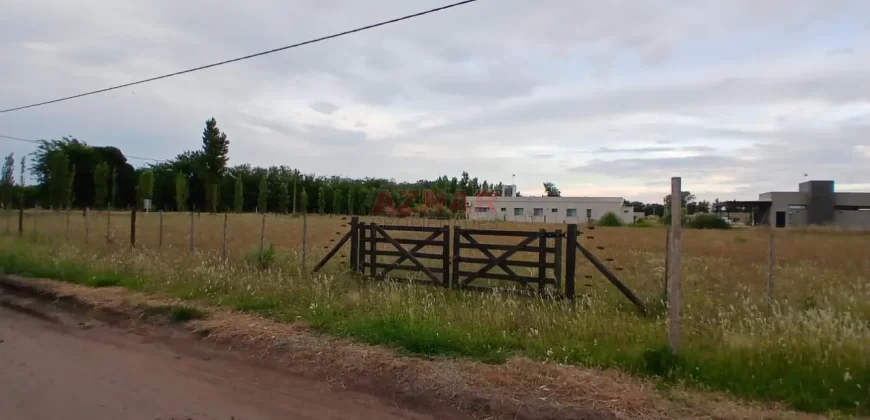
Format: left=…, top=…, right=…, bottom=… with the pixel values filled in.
left=1, top=0, right=868, bottom=203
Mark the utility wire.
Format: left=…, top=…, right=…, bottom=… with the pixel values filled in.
left=0, top=135, right=164, bottom=162
left=0, top=0, right=481, bottom=113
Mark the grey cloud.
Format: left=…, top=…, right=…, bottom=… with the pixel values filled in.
left=354, top=121, right=367, bottom=128
left=827, top=48, right=854, bottom=56
left=530, top=153, right=554, bottom=159
left=309, top=101, right=339, bottom=115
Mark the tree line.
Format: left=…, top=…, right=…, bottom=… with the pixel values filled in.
left=1, top=118, right=727, bottom=216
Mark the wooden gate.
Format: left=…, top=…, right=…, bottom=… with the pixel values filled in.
left=452, top=227, right=562, bottom=294
left=359, top=223, right=450, bottom=286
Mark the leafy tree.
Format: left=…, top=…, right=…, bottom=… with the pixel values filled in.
left=47, top=151, right=72, bottom=210
left=300, top=188, right=309, bottom=213
left=333, top=188, right=342, bottom=215
left=257, top=175, right=268, bottom=213
left=174, top=172, right=188, bottom=211
left=233, top=176, right=244, bottom=213
left=347, top=189, right=355, bottom=216
left=697, top=200, right=711, bottom=213
left=278, top=182, right=289, bottom=214
left=664, top=191, right=696, bottom=209
left=543, top=182, right=561, bottom=197
left=318, top=186, right=326, bottom=214
left=598, top=212, right=623, bottom=227
left=137, top=170, right=154, bottom=209
left=93, top=162, right=110, bottom=209
left=199, top=118, right=230, bottom=212
left=1, top=153, right=13, bottom=209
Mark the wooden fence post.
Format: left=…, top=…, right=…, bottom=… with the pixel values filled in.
left=84, top=208, right=90, bottom=245
left=668, top=177, right=682, bottom=355
left=565, top=224, right=577, bottom=300
left=18, top=199, right=24, bottom=237
left=259, top=213, right=266, bottom=257
left=767, top=229, right=775, bottom=309
left=368, top=222, right=376, bottom=277
left=188, top=212, right=195, bottom=252
left=158, top=211, right=164, bottom=249
left=537, top=229, right=547, bottom=291
left=221, top=212, right=228, bottom=260
left=130, top=208, right=137, bottom=248
left=349, top=216, right=359, bottom=272
left=664, top=225, right=670, bottom=300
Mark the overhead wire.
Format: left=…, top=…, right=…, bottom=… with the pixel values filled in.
left=0, top=0, right=481, bottom=113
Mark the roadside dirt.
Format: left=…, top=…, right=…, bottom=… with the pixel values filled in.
left=0, top=275, right=823, bottom=420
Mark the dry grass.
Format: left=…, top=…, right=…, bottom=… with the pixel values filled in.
left=0, top=210, right=868, bottom=415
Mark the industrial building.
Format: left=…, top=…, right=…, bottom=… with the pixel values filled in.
left=464, top=195, right=634, bottom=224
left=718, top=180, right=870, bottom=229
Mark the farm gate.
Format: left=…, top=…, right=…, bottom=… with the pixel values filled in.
left=314, top=217, right=646, bottom=314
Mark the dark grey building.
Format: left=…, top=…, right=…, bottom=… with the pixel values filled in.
left=759, top=181, right=870, bottom=228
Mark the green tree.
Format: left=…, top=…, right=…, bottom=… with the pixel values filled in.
left=47, top=151, right=72, bottom=210
left=233, top=176, right=244, bottom=213
left=1, top=153, right=13, bottom=209
left=333, top=188, right=342, bottom=215
left=543, top=182, right=561, bottom=197
left=137, top=170, right=154, bottom=209
left=174, top=172, right=188, bottom=211
left=278, top=182, right=289, bottom=214
left=257, top=175, right=268, bottom=213
left=199, top=118, right=230, bottom=213
left=93, top=162, right=110, bottom=209
left=301, top=188, right=309, bottom=213
left=317, top=186, right=326, bottom=214
left=347, top=189, right=355, bottom=216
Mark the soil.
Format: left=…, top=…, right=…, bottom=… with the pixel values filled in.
left=0, top=288, right=471, bottom=420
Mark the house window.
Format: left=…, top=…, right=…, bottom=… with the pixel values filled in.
left=566, top=208, right=577, bottom=217
left=533, top=208, right=544, bottom=217
left=514, top=208, right=524, bottom=216
left=788, top=205, right=807, bottom=210
left=474, top=207, right=489, bottom=213
left=551, top=208, right=558, bottom=213
left=586, top=209, right=592, bottom=219
left=623, top=209, right=630, bottom=213
left=500, top=207, right=506, bottom=212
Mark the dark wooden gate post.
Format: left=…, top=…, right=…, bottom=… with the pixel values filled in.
left=451, top=225, right=461, bottom=289
left=537, top=229, right=547, bottom=291
left=369, top=222, right=376, bottom=277
left=442, top=225, right=450, bottom=287
left=554, top=229, right=563, bottom=288
left=349, top=216, right=359, bottom=272
left=565, top=224, right=577, bottom=300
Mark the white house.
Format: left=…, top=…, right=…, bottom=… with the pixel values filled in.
left=464, top=195, right=633, bottom=224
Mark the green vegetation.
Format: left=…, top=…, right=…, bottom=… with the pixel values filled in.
left=688, top=213, right=731, bottom=230
left=0, top=235, right=866, bottom=415
left=597, top=212, right=623, bottom=227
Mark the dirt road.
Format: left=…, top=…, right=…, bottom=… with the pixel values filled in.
left=0, top=295, right=468, bottom=420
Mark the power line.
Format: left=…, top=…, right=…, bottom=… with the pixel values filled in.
left=0, top=0, right=481, bottom=114
left=0, top=135, right=164, bottom=162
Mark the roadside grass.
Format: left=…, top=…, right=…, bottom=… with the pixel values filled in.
left=0, top=235, right=867, bottom=415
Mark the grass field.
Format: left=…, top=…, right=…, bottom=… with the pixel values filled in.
left=0, top=209, right=868, bottom=415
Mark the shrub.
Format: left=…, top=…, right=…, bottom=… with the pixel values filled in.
left=633, top=218, right=654, bottom=228
left=597, top=212, right=623, bottom=227
left=688, top=213, right=731, bottom=230
left=247, top=243, right=276, bottom=269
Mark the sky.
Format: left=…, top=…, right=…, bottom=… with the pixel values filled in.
left=1, top=0, right=868, bottom=203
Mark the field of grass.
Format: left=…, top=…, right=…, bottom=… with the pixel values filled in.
left=0, top=209, right=868, bottom=415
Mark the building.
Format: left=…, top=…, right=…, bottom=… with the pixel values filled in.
left=464, top=195, right=633, bottom=224
left=719, top=181, right=870, bottom=229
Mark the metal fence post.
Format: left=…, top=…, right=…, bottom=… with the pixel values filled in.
left=158, top=210, right=164, bottom=249
left=259, top=213, right=266, bottom=257
left=65, top=208, right=71, bottom=242
left=106, top=209, right=112, bottom=245
left=668, top=177, right=682, bottom=355
left=664, top=225, right=670, bottom=300
left=565, top=224, right=577, bottom=300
